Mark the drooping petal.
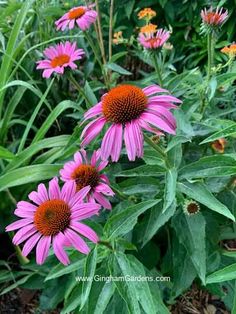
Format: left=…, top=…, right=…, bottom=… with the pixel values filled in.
left=36, top=236, right=51, bottom=265
left=22, top=232, right=41, bottom=257
left=64, top=229, right=90, bottom=254
left=53, top=232, right=70, bottom=265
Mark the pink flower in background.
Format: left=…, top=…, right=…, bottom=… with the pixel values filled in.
left=36, top=42, right=85, bottom=78
left=55, top=5, right=97, bottom=31
left=6, top=178, right=101, bottom=265
left=139, top=29, right=170, bottom=49
left=60, top=149, right=114, bottom=210
left=201, top=7, right=228, bottom=26
left=81, top=84, right=181, bottom=162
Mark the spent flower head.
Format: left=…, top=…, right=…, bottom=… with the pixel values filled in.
left=211, top=138, right=226, bottom=153
left=183, top=200, right=200, bottom=216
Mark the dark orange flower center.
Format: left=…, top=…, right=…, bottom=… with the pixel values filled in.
left=71, top=164, right=100, bottom=191
left=187, top=203, right=199, bottom=214
left=102, top=85, right=148, bottom=124
left=205, top=12, right=221, bottom=24
left=68, top=7, right=86, bottom=20
left=146, top=37, right=161, bottom=48
left=51, top=54, right=70, bottom=68
left=34, top=200, right=71, bottom=236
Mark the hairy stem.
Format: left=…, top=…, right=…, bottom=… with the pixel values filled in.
left=153, top=53, right=163, bottom=87
left=144, top=134, right=170, bottom=168
left=109, top=0, right=114, bottom=61
left=95, top=0, right=106, bottom=66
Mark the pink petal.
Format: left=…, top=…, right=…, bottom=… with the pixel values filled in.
left=22, top=232, right=41, bottom=257
left=13, top=225, right=37, bottom=245
left=6, top=218, right=33, bottom=231
left=36, top=236, right=51, bottom=265
left=64, top=229, right=90, bottom=254
left=93, top=192, right=112, bottom=210
left=61, top=181, right=76, bottom=203
left=69, top=186, right=91, bottom=208
left=49, top=177, right=61, bottom=199
left=111, top=123, right=123, bottom=162
left=53, top=232, right=70, bottom=265
left=70, top=221, right=99, bottom=243
left=101, top=124, right=116, bottom=161
left=71, top=203, right=101, bottom=220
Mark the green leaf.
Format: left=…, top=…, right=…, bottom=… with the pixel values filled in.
left=117, top=165, right=165, bottom=177
left=137, top=201, right=176, bottom=247
left=106, top=63, right=132, bottom=75
left=0, top=164, right=62, bottom=191
left=200, top=124, right=236, bottom=144
left=110, top=51, right=127, bottom=63
left=170, top=237, right=197, bottom=299
left=111, top=253, right=141, bottom=314
left=0, top=146, right=14, bottom=160
left=45, top=256, right=85, bottom=281
left=172, top=211, right=206, bottom=284
left=80, top=246, right=98, bottom=310
left=5, top=135, right=70, bottom=172
left=179, top=155, right=236, bottom=179
left=206, top=263, right=236, bottom=284
left=104, top=199, right=160, bottom=239
left=0, top=0, right=35, bottom=117
left=126, top=255, right=159, bottom=314
left=32, top=100, right=79, bottom=144
left=177, top=182, right=235, bottom=221
left=84, top=81, right=98, bottom=107
left=93, top=281, right=115, bottom=314
left=163, top=168, right=177, bottom=212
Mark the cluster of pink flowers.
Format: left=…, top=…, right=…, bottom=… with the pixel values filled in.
left=9, top=4, right=230, bottom=266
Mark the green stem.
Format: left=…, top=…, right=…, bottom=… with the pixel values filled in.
left=17, top=77, right=55, bottom=153
left=110, top=184, right=128, bottom=200
left=153, top=53, right=163, bottom=86
left=68, top=74, right=92, bottom=108
left=98, top=240, right=113, bottom=250
left=84, top=31, right=110, bottom=89
left=144, top=133, right=170, bottom=168
left=207, top=32, right=213, bottom=82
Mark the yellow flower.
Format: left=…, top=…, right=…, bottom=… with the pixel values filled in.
left=140, top=23, right=157, bottom=35
left=221, top=43, right=236, bottom=57
left=138, top=8, right=156, bottom=21
left=113, top=31, right=123, bottom=45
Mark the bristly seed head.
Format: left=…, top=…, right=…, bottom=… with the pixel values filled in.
left=102, top=84, right=148, bottom=124
left=71, top=164, right=100, bottom=191
left=68, top=7, right=86, bottom=20
left=51, top=54, right=70, bottom=68
left=34, top=200, right=71, bottom=236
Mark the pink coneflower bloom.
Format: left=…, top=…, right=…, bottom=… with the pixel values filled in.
left=60, top=149, right=114, bottom=210
left=6, top=178, right=101, bottom=265
left=139, top=29, right=170, bottom=49
left=36, top=42, right=85, bottom=78
left=81, top=84, right=181, bottom=162
left=55, top=5, right=97, bottom=31
left=201, top=6, right=228, bottom=26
